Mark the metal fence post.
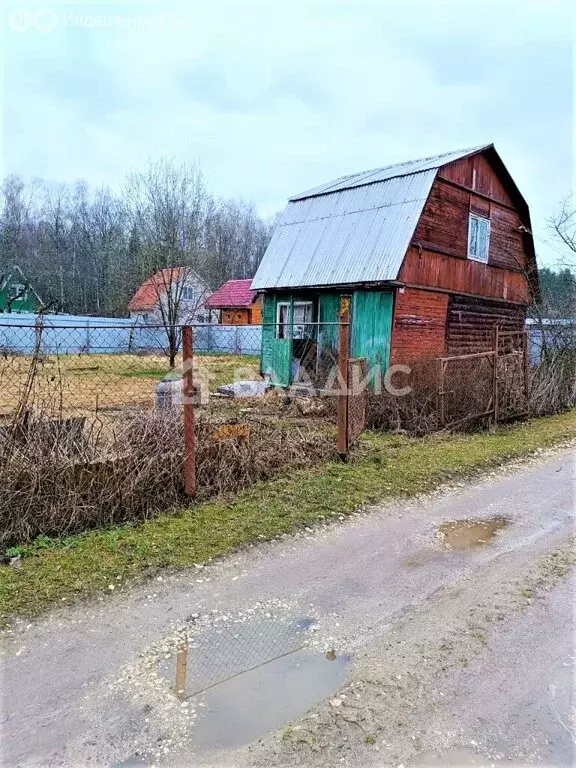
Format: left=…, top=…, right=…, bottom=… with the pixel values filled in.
left=182, top=325, right=196, bottom=496
left=493, top=326, right=499, bottom=424
left=337, top=296, right=351, bottom=458
left=438, top=358, right=446, bottom=428
left=522, top=329, right=530, bottom=403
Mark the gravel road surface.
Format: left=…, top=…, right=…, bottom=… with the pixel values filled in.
left=1, top=448, right=574, bottom=767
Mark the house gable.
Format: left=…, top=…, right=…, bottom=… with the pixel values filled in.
left=251, top=143, right=537, bottom=294
left=128, top=267, right=212, bottom=323
left=398, top=148, right=536, bottom=306
left=0, top=266, right=42, bottom=313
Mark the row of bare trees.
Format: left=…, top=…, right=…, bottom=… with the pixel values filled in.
left=0, top=158, right=275, bottom=317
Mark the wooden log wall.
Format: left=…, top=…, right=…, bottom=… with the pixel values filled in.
left=445, top=294, right=525, bottom=355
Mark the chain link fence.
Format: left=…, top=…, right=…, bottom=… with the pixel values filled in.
left=0, top=318, right=363, bottom=547
left=3, top=312, right=538, bottom=549
left=168, top=616, right=311, bottom=699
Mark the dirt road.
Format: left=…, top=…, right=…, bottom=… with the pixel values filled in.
left=2, top=449, right=574, bottom=767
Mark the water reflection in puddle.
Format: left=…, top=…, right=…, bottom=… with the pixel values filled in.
left=437, top=517, right=508, bottom=551
left=192, top=649, right=350, bottom=749
left=153, top=615, right=351, bottom=751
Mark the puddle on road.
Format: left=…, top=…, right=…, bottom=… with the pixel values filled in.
left=437, top=517, right=508, bottom=551
left=192, top=648, right=350, bottom=749
left=153, top=614, right=351, bottom=751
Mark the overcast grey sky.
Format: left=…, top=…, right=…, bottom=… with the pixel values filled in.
left=1, top=0, right=573, bottom=266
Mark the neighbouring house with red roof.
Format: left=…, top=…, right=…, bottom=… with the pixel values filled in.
left=205, top=279, right=263, bottom=325
left=128, top=267, right=214, bottom=324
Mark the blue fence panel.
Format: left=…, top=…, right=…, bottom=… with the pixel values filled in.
left=132, top=326, right=169, bottom=353
left=0, top=313, right=135, bottom=355
left=0, top=323, right=37, bottom=354
left=526, top=321, right=576, bottom=365
left=0, top=314, right=262, bottom=357
left=193, top=325, right=262, bottom=355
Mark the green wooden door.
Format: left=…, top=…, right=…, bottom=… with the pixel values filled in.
left=260, top=295, right=293, bottom=387
left=351, top=290, right=393, bottom=383
left=318, top=293, right=341, bottom=352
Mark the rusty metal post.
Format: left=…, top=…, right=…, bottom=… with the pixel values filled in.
left=182, top=326, right=196, bottom=496
left=337, top=296, right=351, bottom=458
left=522, top=329, right=530, bottom=403
left=175, top=644, right=188, bottom=699
left=493, top=326, right=499, bottom=424
left=438, top=358, right=446, bottom=428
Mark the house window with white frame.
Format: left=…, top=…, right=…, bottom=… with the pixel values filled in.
left=467, top=213, right=490, bottom=263
left=181, top=285, right=196, bottom=301
left=276, top=302, right=290, bottom=339
left=275, top=301, right=314, bottom=339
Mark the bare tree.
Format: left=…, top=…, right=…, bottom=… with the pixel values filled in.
left=124, top=157, right=210, bottom=366
left=202, top=198, right=273, bottom=288
left=0, top=162, right=273, bottom=320
left=551, top=196, right=576, bottom=271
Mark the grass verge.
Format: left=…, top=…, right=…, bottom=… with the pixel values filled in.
left=1, top=411, right=574, bottom=621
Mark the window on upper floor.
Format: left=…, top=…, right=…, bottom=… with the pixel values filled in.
left=467, top=213, right=490, bottom=263
left=9, top=283, right=27, bottom=300
left=181, top=285, right=196, bottom=301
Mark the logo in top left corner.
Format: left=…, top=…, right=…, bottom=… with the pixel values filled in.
left=7, top=6, right=59, bottom=33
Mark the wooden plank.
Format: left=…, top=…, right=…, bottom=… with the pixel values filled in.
left=211, top=423, right=250, bottom=442
left=175, top=645, right=188, bottom=699
left=439, top=350, right=496, bottom=362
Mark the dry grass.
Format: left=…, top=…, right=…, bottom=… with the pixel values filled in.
left=0, top=345, right=337, bottom=549
left=0, top=352, right=260, bottom=416
left=366, top=351, right=575, bottom=436
left=529, top=351, right=576, bottom=416
left=0, top=406, right=335, bottom=548
left=2, top=410, right=574, bottom=620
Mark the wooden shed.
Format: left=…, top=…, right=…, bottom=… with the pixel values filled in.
left=205, top=279, right=263, bottom=325
left=251, top=144, right=538, bottom=387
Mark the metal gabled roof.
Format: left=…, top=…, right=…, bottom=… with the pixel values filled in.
left=252, top=170, right=438, bottom=290
left=290, top=144, right=491, bottom=202
left=252, top=144, right=492, bottom=291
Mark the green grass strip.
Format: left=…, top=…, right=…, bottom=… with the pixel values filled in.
left=1, top=411, right=574, bottom=621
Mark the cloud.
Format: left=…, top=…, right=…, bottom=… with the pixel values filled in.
left=1, top=0, right=573, bottom=264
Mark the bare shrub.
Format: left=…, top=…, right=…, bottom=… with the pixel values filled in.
left=0, top=407, right=335, bottom=548
left=367, top=359, right=441, bottom=436
left=367, top=352, right=537, bottom=436
left=528, top=350, right=576, bottom=416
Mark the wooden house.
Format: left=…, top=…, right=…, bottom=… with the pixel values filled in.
left=128, top=267, right=214, bottom=324
left=0, top=266, right=43, bottom=313
left=205, top=279, right=263, bottom=325
left=251, top=144, right=538, bottom=387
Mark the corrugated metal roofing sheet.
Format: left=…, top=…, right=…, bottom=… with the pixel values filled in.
left=290, top=144, right=491, bottom=201
left=252, top=145, right=492, bottom=291
left=252, top=170, right=436, bottom=289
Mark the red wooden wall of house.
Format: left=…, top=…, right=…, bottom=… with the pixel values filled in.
left=391, top=153, right=532, bottom=362
left=220, top=297, right=263, bottom=325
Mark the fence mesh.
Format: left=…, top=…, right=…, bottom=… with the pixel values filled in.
left=347, top=358, right=368, bottom=444
left=440, top=352, right=496, bottom=428
left=0, top=316, right=534, bottom=549
left=0, top=320, right=344, bottom=547
left=164, top=616, right=311, bottom=699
